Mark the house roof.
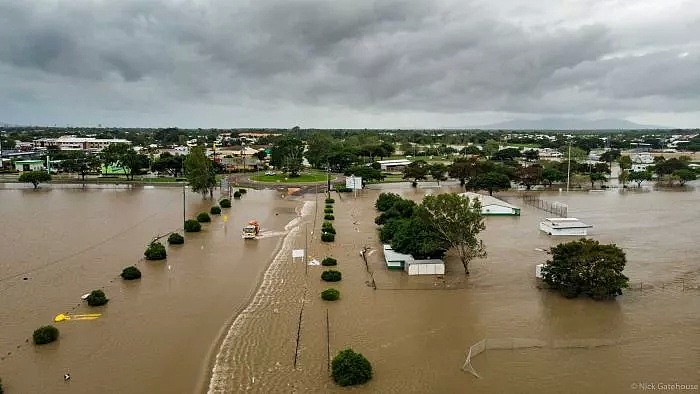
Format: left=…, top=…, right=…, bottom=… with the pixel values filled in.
left=382, top=244, right=413, bottom=262
left=459, top=192, right=519, bottom=210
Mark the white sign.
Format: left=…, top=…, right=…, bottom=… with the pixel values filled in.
left=292, top=249, right=305, bottom=258
left=346, top=175, right=363, bottom=190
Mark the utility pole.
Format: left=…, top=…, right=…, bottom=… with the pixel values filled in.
left=304, top=223, right=308, bottom=276
left=182, top=160, right=186, bottom=226
left=566, top=141, right=571, bottom=193
left=326, top=163, right=331, bottom=192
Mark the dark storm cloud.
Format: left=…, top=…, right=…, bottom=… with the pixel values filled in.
left=0, top=0, right=698, bottom=126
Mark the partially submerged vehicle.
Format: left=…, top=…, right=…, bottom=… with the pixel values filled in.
left=242, top=220, right=260, bottom=239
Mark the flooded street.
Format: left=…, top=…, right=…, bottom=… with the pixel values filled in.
left=207, top=184, right=698, bottom=393
left=0, top=185, right=299, bottom=393
left=1, top=183, right=698, bottom=393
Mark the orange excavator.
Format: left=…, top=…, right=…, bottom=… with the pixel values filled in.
left=242, top=220, right=260, bottom=239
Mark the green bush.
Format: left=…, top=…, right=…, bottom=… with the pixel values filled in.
left=324, top=208, right=334, bottom=214
left=322, top=221, right=334, bottom=228
left=33, top=325, right=59, bottom=345
left=86, top=289, right=109, bottom=307
left=0, top=377, right=3, bottom=394
left=144, top=241, right=167, bottom=260
left=322, top=226, right=336, bottom=235
left=239, top=188, right=247, bottom=194
left=332, top=348, right=373, bottom=386
left=321, top=270, right=342, bottom=282
left=324, top=214, right=335, bottom=220
left=220, top=198, right=231, bottom=208
left=233, top=191, right=242, bottom=199
left=325, top=204, right=333, bottom=209
left=168, top=232, right=184, bottom=244
left=196, top=212, right=211, bottom=223
left=210, top=206, right=222, bottom=215
left=321, top=232, right=335, bottom=242
left=325, top=198, right=335, bottom=204
left=121, top=266, right=142, bottom=280
left=322, top=257, right=337, bottom=266
left=184, top=219, right=201, bottom=232
left=321, top=288, right=340, bottom=301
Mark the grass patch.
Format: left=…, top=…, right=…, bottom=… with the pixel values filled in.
left=250, top=171, right=327, bottom=183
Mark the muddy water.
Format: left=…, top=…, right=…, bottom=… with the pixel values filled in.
left=208, top=185, right=698, bottom=393
left=0, top=185, right=299, bottom=393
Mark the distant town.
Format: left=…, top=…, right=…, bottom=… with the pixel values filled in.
left=0, top=127, right=698, bottom=190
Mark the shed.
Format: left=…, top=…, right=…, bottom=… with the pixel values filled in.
left=376, top=159, right=412, bottom=172
left=459, top=192, right=521, bottom=216
left=13, top=160, right=44, bottom=172
left=539, top=218, right=592, bottom=236
left=404, top=259, right=445, bottom=276
left=383, top=244, right=412, bottom=270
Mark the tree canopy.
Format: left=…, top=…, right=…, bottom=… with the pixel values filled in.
left=18, top=171, right=51, bottom=189
left=402, top=160, right=428, bottom=186
left=270, top=136, right=304, bottom=176
left=542, top=238, right=628, bottom=300
left=467, top=172, right=511, bottom=195
left=420, top=193, right=486, bottom=274
left=184, top=145, right=216, bottom=198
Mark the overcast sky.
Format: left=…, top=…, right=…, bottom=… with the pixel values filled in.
left=0, top=0, right=698, bottom=128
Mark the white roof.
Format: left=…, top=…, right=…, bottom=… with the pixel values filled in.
left=459, top=192, right=519, bottom=210
left=542, top=218, right=592, bottom=228
left=376, top=159, right=412, bottom=165
left=383, top=244, right=413, bottom=262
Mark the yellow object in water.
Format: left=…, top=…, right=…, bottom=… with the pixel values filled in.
left=54, top=313, right=102, bottom=322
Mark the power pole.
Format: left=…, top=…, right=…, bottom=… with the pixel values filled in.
left=566, top=141, right=571, bottom=193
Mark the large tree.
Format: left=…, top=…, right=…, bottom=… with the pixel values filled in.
left=184, top=146, right=217, bottom=198
left=589, top=172, right=607, bottom=188
left=59, top=151, right=101, bottom=181
left=448, top=157, right=481, bottom=186
left=18, top=171, right=51, bottom=189
left=516, top=164, right=543, bottom=190
left=420, top=193, right=486, bottom=274
left=428, top=163, right=447, bottom=185
left=542, top=168, right=565, bottom=187
left=151, top=152, right=184, bottom=177
left=402, top=160, right=428, bottom=186
left=672, top=169, right=696, bottom=186
left=270, top=136, right=304, bottom=176
left=628, top=170, right=652, bottom=187
left=541, top=238, right=628, bottom=300
left=100, top=143, right=147, bottom=180
left=467, top=172, right=511, bottom=195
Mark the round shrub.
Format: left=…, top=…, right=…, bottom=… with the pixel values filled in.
left=210, top=206, right=222, bottom=215
left=196, top=212, right=211, bottom=223
left=324, top=208, right=334, bottom=214
left=321, top=232, right=335, bottom=242
left=325, top=198, right=335, bottom=204
left=332, top=348, right=373, bottom=386
left=322, top=221, right=334, bottom=229
left=184, top=219, right=201, bottom=232
left=324, top=214, right=335, bottom=221
left=86, top=289, right=109, bottom=306
left=322, top=257, right=337, bottom=266
left=322, top=227, right=336, bottom=235
left=321, top=270, right=342, bottom=282
left=220, top=198, right=232, bottom=208
left=168, top=232, right=184, bottom=244
left=325, top=204, right=333, bottom=209
left=239, top=188, right=247, bottom=194
left=144, top=241, right=167, bottom=260
left=121, top=266, right=142, bottom=280
left=233, top=191, right=242, bottom=199
left=33, top=325, right=59, bottom=345
left=321, top=288, right=340, bottom=301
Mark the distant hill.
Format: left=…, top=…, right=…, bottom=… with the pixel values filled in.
left=478, top=118, right=668, bottom=130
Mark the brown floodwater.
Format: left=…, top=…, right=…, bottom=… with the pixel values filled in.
left=1, top=183, right=698, bottom=393
left=0, top=184, right=299, bottom=393
left=206, top=184, right=699, bottom=394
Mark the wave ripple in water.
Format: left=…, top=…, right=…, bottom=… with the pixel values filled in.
left=207, top=201, right=313, bottom=393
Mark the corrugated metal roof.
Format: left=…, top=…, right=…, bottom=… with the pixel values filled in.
left=459, top=192, right=519, bottom=210
left=383, top=245, right=413, bottom=262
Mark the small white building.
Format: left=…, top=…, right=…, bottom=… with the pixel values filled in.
left=376, top=159, right=411, bottom=172
left=383, top=244, right=412, bottom=270
left=539, top=218, right=592, bottom=236
left=13, top=160, right=44, bottom=172
left=405, top=259, right=445, bottom=276
left=459, top=192, right=521, bottom=216
left=535, top=264, right=545, bottom=279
